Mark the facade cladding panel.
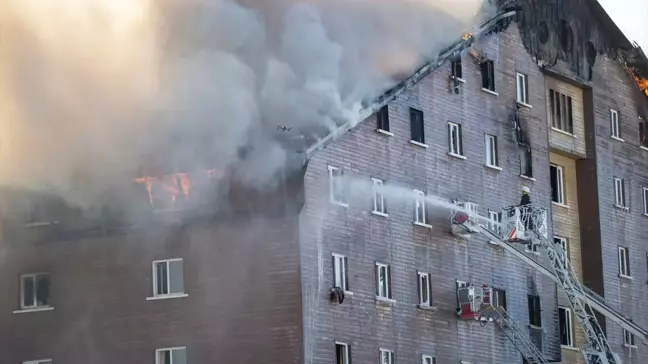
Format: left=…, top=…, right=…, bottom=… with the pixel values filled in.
left=301, top=25, right=560, bottom=364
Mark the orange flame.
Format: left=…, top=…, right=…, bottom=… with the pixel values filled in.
left=622, top=63, right=648, bottom=97
left=463, top=33, right=473, bottom=41
left=134, top=169, right=218, bottom=210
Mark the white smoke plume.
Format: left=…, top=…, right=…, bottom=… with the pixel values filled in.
left=0, top=0, right=491, bottom=208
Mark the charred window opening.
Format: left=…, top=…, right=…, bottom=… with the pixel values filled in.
left=586, top=42, right=597, bottom=65
left=410, top=108, right=425, bottom=144
left=451, top=56, right=463, bottom=80
left=520, top=146, right=533, bottom=178
left=560, top=21, right=573, bottom=53
left=549, top=89, right=573, bottom=134
left=639, top=117, right=648, bottom=148
left=377, top=105, right=390, bottom=132
left=528, top=294, right=542, bottom=327
left=480, top=60, right=496, bottom=91
left=134, top=169, right=218, bottom=213
left=538, top=22, right=549, bottom=45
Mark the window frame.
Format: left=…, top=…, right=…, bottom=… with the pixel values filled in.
left=328, top=166, right=347, bottom=206
left=448, top=122, right=464, bottom=156
left=375, top=262, right=392, bottom=299
left=640, top=119, right=648, bottom=148
left=372, top=178, right=387, bottom=215
left=613, top=177, right=626, bottom=208
left=491, top=287, right=507, bottom=310
left=485, top=134, right=499, bottom=167
left=480, top=60, right=496, bottom=92
left=554, top=236, right=569, bottom=266
left=623, top=329, right=637, bottom=347
left=618, top=246, right=631, bottom=277
left=527, top=294, right=542, bottom=328
left=558, top=306, right=574, bottom=348
left=151, top=258, right=185, bottom=298
left=643, top=187, right=648, bottom=215
left=155, top=346, right=187, bottom=364
left=520, top=146, right=533, bottom=178
left=20, top=273, right=50, bottom=310
left=516, top=72, right=529, bottom=104
left=610, top=109, right=621, bottom=139
left=549, top=89, right=574, bottom=134
left=377, top=105, right=390, bottom=132
left=550, top=164, right=565, bottom=205
left=488, top=209, right=502, bottom=238
left=422, top=355, right=436, bottom=364
left=451, top=56, right=463, bottom=80
left=410, top=108, right=425, bottom=144
left=336, top=342, right=350, bottom=364
left=379, top=348, right=394, bottom=364
left=417, top=271, right=433, bottom=307
left=332, top=253, right=349, bottom=292
left=414, top=189, right=427, bottom=225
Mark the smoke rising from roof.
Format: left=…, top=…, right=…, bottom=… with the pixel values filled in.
left=0, top=0, right=490, bottom=208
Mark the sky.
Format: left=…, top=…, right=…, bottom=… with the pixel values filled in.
left=598, top=0, right=648, bottom=51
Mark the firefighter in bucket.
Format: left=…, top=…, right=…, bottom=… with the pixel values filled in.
left=519, top=186, right=534, bottom=236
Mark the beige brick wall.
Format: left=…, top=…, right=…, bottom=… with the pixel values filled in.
left=550, top=152, right=586, bottom=364
left=546, top=78, right=586, bottom=158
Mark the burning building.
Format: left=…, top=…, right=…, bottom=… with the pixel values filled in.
left=1, top=0, right=648, bottom=364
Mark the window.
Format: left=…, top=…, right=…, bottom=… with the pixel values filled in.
left=618, top=246, right=630, bottom=277
left=414, top=189, right=427, bottom=225
left=492, top=288, right=507, bottom=310
left=417, top=271, right=432, bottom=306
left=410, top=108, right=425, bottom=144
left=480, top=60, right=495, bottom=91
left=336, top=342, right=350, bottom=364
left=372, top=178, right=386, bottom=215
left=375, top=262, right=392, bottom=299
left=549, top=89, right=573, bottom=134
left=156, top=347, right=187, bottom=364
left=528, top=294, right=541, bottom=327
left=526, top=243, right=539, bottom=254
left=451, top=57, right=463, bottom=80
left=332, top=254, right=349, bottom=291
left=379, top=349, right=394, bottom=364
left=485, top=134, right=498, bottom=167
left=377, top=105, right=390, bottom=132
left=422, top=355, right=436, bottom=364
left=623, top=329, right=636, bottom=347
left=643, top=187, right=648, bottom=214
left=328, top=166, right=347, bottom=205
left=152, top=259, right=185, bottom=297
left=640, top=119, right=648, bottom=148
left=554, top=237, right=569, bottom=266
left=20, top=273, right=50, bottom=309
left=520, top=146, right=533, bottom=178
left=488, top=210, right=502, bottom=235
left=558, top=307, right=574, bottom=347
left=448, top=122, right=463, bottom=156
left=614, top=177, right=626, bottom=207
left=610, top=109, right=620, bottom=139
left=550, top=164, right=565, bottom=204
left=516, top=73, right=528, bottom=104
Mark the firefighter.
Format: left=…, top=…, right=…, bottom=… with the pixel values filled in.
left=520, top=186, right=531, bottom=206
left=519, top=186, right=534, bottom=235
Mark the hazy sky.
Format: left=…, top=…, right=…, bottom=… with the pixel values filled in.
left=598, top=0, right=648, bottom=51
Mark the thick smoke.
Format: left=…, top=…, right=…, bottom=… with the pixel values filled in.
left=0, top=0, right=490, bottom=208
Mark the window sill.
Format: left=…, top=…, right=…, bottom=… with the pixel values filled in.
left=552, top=201, right=570, bottom=209
left=417, top=304, right=437, bottom=311
left=448, top=152, right=467, bottom=160
left=525, top=250, right=540, bottom=255
left=643, top=213, right=648, bottom=218
left=13, top=306, right=54, bottom=314
left=528, top=324, right=543, bottom=330
left=146, top=293, right=189, bottom=301
left=623, top=344, right=638, bottom=349
left=551, top=127, right=575, bottom=137
left=488, top=240, right=500, bottom=246
left=330, top=201, right=349, bottom=208
left=516, top=101, right=533, bottom=109
left=375, top=296, right=396, bottom=305
left=611, top=135, right=625, bottom=142
left=481, top=88, right=499, bottom=96
left=618, top=274, right=633, bottom=281
left=640, top=146, right=648, bottom=152
left=24, top=221, right=59, bottom=228
left=613, top=204, right=629, bottom=212
left=371, top=211, right=388, bottom=218
left=451, top=76, right=466, bottom=83
left=485, top=164, right=502, bottom=171
left=561, top=345, right=579, bottom=351
left=343, top=291, right=354, bottom=296
left=519, top=175, right=536, bottom=181
left=410, top=140, right=429, bottom=148
left=376, top=129, right=394, bottom=137
left=413, top=221, right=433, bottom=229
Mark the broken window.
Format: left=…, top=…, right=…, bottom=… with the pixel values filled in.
left=410, top=108, right=425, bottom=144
left=520, top=146, right=533, bottom=178
left=451, top=57, right=463, bottom=80
left=135, top=169, right=218, bottom=212
left=528, top=294, right=542, bottom=327
left=559, top=307, right=574, bottom=347
left=639, top=118, right=648, bottom=148
left=377, top=105, right=390, bottom=132
left=492, top=288, right=507, bottom=310
left=21, top=273, right=50, bottom=309
left=550, top=164, right=565, bottom=204
left=481, top=60, right=495, bottom=91
left=549, top=89, right=573, bottom=134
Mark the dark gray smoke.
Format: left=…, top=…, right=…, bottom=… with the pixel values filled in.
left=0, top=0, right=490, bottom=209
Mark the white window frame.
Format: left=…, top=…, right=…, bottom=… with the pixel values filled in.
left=643, top=187, right=648, bottom=215
left=151, top=258, right=186, bottom=299
left=554, top=236, right=569, bottom=266
left=485, top=134, right=499, bottom=168
left=623, top=329, right=637, bottom=347
left=614, top=177, right=626, bottom=208
left=328, top=166, right=348, bottom=206
left=372, top=178, right=387, bottom=215
left=550, top=164, right=565, bottom=205
left=414, top=189, right=427, bottom=225
left=155, top=347, right=186, bottom=364
left=516, top=72, right=528, bottom=104
left=376, top=262, right=391, bottom=299
left=335, top=342, right=350, bottom=364
left=417, top=271, right=432, bottom=307
left=23, top=360, right=52, bottom=364
left=618, top=246, right=631, bottom=277
left=488, top=210, right=501, bottom=235
left=610, top=109, right=621, bottom=139
left=422, top=355, right=435, bottom=364
left=448, top=122, right=463, bottom=156
left=20, top=273, right=50, bottom=310
left=379, top=348, right=394, bottom=364
left=558, top=306, right=574, bottom=347
left=332, top=253, right=348, bottom=292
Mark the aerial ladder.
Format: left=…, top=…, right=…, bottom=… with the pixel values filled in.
left=451, top=203, right=648, bottom=364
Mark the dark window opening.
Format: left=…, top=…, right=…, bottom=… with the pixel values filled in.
left=560, top=21, right=573, bottom=52
left=639, top=119, right=648, bottom=148
left=451, top=57, right=463, bottom=79
left=520, top=146, right=533, bottom=178
left=410, top=108, right=425, bottom=144
left=492, top=288, right=507, bottom=310
left=559, top=307, right=574, bottom=347
left=528, top=294, right=542, bottom=327
left=538, top=22, right=549, bottom=44
left=377, top=105, right=389, bottom=132
left=481, top=60, right=495, bottom=91
left=549, top=89, right=573, bottom=133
